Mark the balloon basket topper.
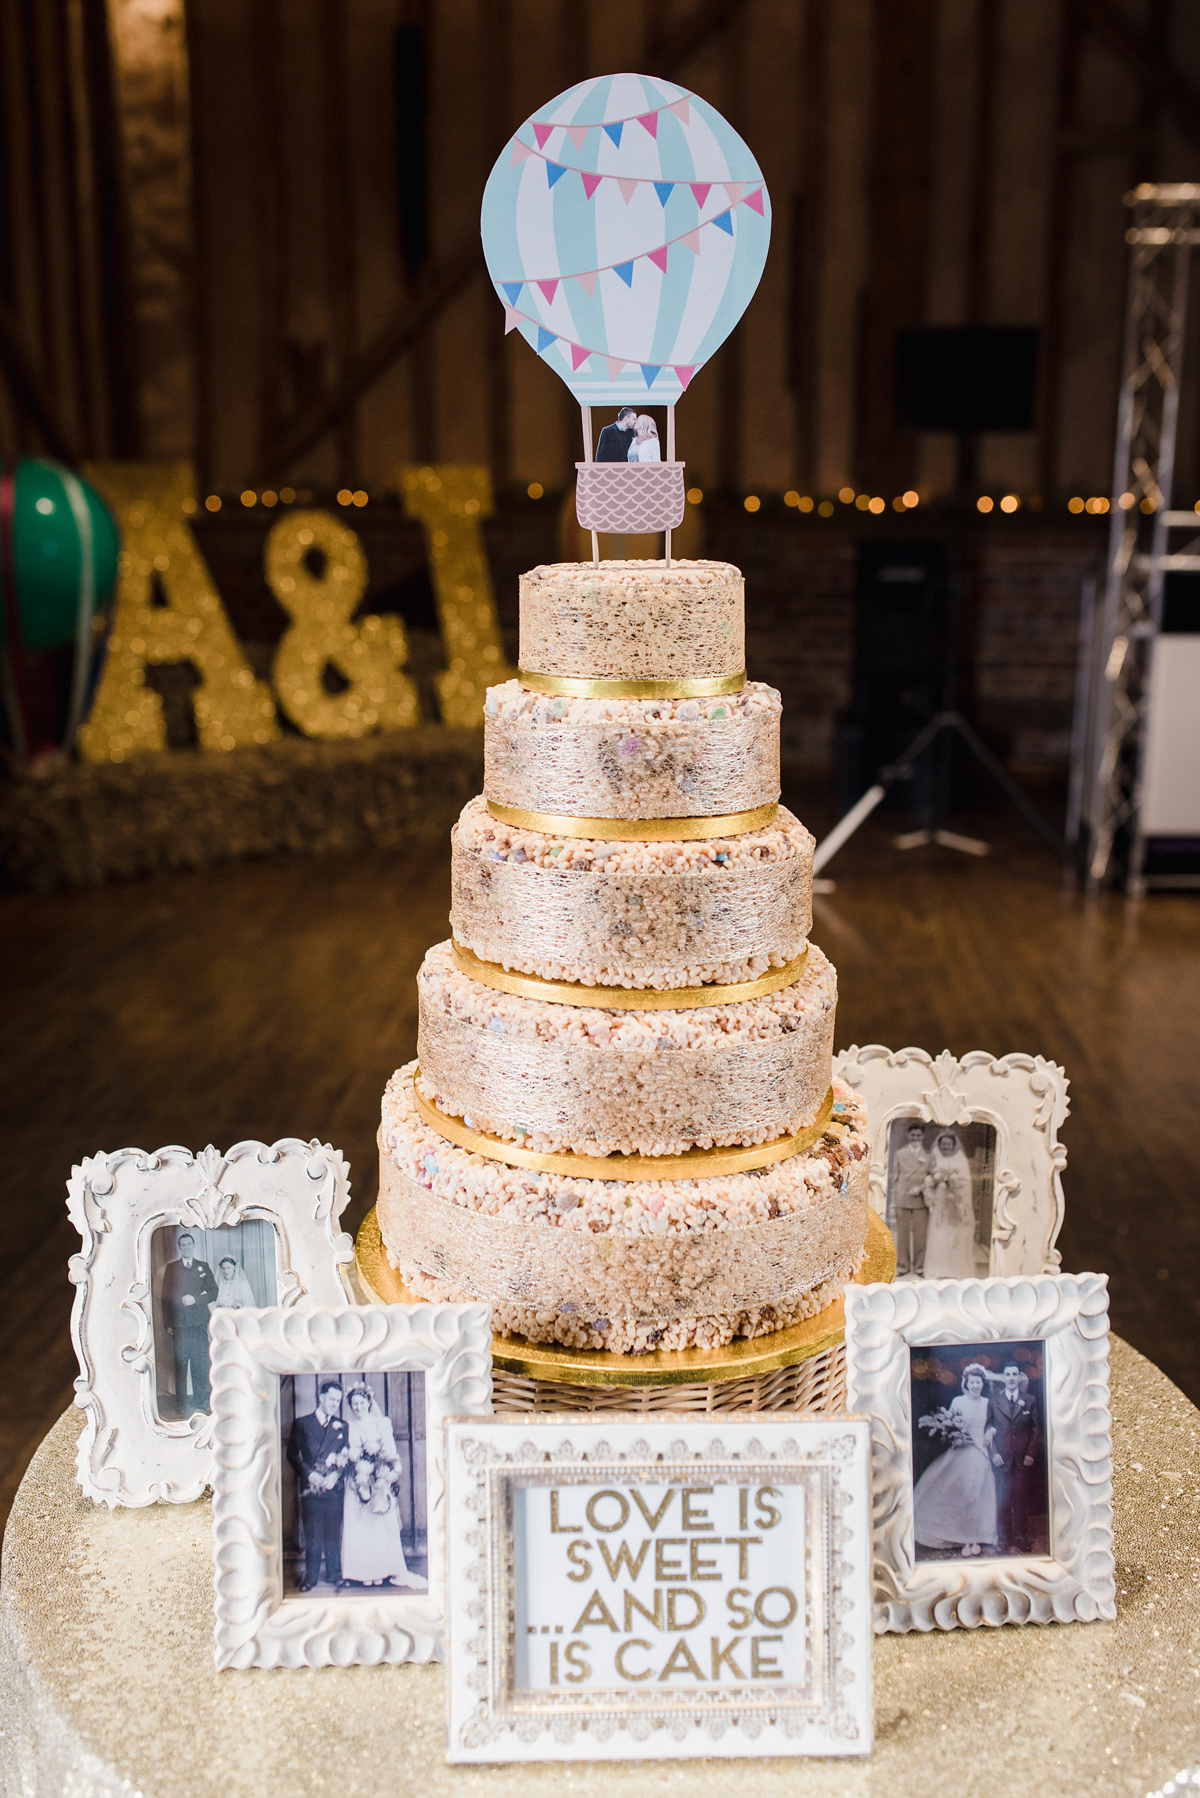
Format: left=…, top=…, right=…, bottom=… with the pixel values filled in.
left=481, top=73, right=771, bottom=567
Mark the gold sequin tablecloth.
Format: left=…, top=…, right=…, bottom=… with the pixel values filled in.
left=1, top=1338, right=1198, bottom=1798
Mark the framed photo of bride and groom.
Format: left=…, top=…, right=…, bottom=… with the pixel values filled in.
left=211, top=1301, right=492, bottom=1668
left=845, top=1270, right=1117, bottom=1634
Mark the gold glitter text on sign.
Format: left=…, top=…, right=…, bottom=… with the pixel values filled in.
left=400, top=465, right=517, bottom=726
left=79, top=462, right=280, bottom=762
left=412, top=1068, right=834, bottom=1179
left=265, top=510, right=418, bottom=738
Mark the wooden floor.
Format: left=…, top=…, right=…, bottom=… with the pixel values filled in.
left=5, top=789, right=1200, bottom=1533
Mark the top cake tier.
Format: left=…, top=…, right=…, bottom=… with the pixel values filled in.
left=519, top=560, right=744, bottom=687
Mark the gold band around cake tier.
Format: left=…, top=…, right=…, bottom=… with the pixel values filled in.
left=450, top=940, right=810, bottom=1010
left=412, top=1069, right=835, bottom=1180
left=485, top=799, right=778, bottom=841
left=517, top=669, right=746, bottom=700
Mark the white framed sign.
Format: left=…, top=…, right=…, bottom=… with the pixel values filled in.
left=845, top=1271, right=1116, bottom=1634
left=444, top=1413, right=873, bottom=1763
left=210, top=1301, right=492, bottom=1669
left=832, top=1046, right=1068, bottom=1278
left=67, top=1138, right=355, bottom=1506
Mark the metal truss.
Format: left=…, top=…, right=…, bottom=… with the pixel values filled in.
left=1086, top=184, right=1200, bottom=892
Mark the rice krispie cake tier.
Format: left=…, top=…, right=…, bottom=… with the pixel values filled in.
left=519, top=559, right=744, bottom=683
left=416, top=938, right=835, bottom=1156
left=378, top=1062, right=869, bottom=1353
left=483, top=679, right=780, bottom=820
left=450, top=795, right=813, bottom=988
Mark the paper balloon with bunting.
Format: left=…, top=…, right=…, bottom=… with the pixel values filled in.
left=481, top=74, right=771, bottom=553
left=482, top=73, right=771, bottom=408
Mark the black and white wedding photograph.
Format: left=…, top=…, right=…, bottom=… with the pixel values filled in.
left=151, top=1219, right=278, bottom=1420
left=280, top=1371, right=428, bottom=1597
left=885, top=1119, right=996, bottom=1280
left=909, top=1341, right=1050, bottom=1562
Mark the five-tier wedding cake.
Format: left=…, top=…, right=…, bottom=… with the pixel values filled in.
left=377, top=558, right=869, bottom=1355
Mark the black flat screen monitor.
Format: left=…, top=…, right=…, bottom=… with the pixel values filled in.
left=896, top=326, right=1039, bottom=433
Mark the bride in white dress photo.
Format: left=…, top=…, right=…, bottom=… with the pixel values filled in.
left=913, top=1364, right=997, bottom=1557
left=922, top=1128, right=977, bottom=1276
left=341, top=1386, right=422, bottom=1588
left=628, top=414, right=661, bottom=461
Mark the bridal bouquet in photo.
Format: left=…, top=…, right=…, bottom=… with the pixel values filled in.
left=309, top=1447, right=350, bottom=1494
left=917, top=1405, right=973, bottom=1450
left=352, top=1446, right=401, bottom=1514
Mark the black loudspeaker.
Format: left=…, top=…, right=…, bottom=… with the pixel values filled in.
left=835, top=542, right=944, bottom=815
left=895, top=327, right=1039, bottom=434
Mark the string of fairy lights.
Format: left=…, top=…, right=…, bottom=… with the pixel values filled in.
left=199, top=484, right=1199, bottom=517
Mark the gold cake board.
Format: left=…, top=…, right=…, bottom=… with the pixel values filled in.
left=354, top=1207, right=894, bottom=1416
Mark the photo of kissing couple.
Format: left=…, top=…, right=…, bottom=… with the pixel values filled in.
left=594, top=406, right=663, bottom=462
left=281, top=1371, right=428, bottom=1595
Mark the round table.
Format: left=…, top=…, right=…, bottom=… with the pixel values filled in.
left=2, top=1338, right=1198, bottom=1798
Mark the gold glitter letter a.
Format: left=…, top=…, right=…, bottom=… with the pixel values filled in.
left=399, top=466, right=516, bottom=726
left=78, top=463, right=279, bottom=762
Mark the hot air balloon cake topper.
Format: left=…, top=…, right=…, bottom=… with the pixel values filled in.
left=481, top=72, right=771, bottom=563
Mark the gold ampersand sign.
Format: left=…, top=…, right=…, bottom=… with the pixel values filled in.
left=266, top=510, right=418, bottom=739
left=78, top=462, right=280, bottom=762
left=399, top=465, right=516, bottom=726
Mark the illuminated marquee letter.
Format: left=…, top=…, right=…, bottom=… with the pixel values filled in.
left=266, top=510, right=418, bottom=738
left=79, top=463, right=279, bottom=762
left=399, top=464, right=517, bottom=726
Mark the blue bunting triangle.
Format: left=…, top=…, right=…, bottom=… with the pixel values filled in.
left=712, top=209, right=734, bottom=235
left=613, top=261, right=635, bottom=287
left=546, top=161, right=567, bottom=187
left=536, top=326, right=556, bottom=353
left=654, top=181, right=673, bottom=205
left=603, top=121, right=623, bottom=148
left=641, top=364, right=659, bottom=387
left=501, top=282, right=522, bottom=305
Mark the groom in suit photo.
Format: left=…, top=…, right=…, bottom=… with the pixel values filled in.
left=160, top=1230, right=219, bottom=1414
left=287, top=1381, right=349, bottom=1591
left=595, top=406, right=637, bottom=460
left=989, top=1362, right=1042, bottom=1552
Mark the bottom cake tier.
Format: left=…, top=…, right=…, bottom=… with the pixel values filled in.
left=378, top=1061, right=869, bottom=1353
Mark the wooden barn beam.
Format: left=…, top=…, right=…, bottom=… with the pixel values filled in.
left=0, top=298, right=79, bottom=462
left=1072, top=0, right=1200, bottom=154
left=255, top=0, right=754, bottom=483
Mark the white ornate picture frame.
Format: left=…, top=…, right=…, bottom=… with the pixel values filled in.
left=845, top=1272, right=1116, bottom=1633
left=211, top=1301, right=492, bottom=1669
left=833, top=1047, right=1069, bottom=1275
left=68, top=1139, right=356, bottom=1506
left=444, top=1414, right=873, bottom=1763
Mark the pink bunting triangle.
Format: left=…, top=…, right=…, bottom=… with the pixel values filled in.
left=581, top=171, right=602, bottom=200
left=574, top=269, right=597, bottom=296
left=566, top=124, right=589, bottom=151
left=680, top=228, right=701, bottom=255
left=616, top=177, right=639, bottom=204
left=510, top=138, right=535, bottom=165
left=742, top=186, right=765, bottom=215
left=504, top=306, right=521, bottom=334
left=569, top=343, right=590, bottom=371
left=647, top=245, right=669, bottom=272
left=668, top=97, right=690, bottom=124
left=673, top=365, right=696, bottom=391
left=536, top=278, right=559, bottom=304
left=604, top=356, right=626, bottom=379
left=637, top=111, right=659, bottom=138
left=532, top=122, right=554, bottom=150
left=690, top=182, right=711, bottom=207
left=724, top=182, right=746, bottom=206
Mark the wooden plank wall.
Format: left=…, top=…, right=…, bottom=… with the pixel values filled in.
left=4, top=0, right=1200, bottom=503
